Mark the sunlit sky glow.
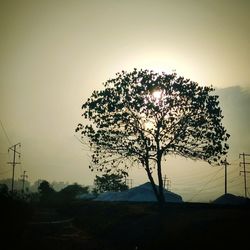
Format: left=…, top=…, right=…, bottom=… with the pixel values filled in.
left=152, top=90, right=162, bottom=101
left=0, top=0, right=249, bottom=202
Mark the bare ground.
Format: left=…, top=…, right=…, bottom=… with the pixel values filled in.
left=2, top=199, right=250, bottom=250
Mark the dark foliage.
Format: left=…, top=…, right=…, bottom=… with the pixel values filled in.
left=94, top=174, right=129, bottom=193
left=58, top=183, right=89, bottom=202
left=0, top=191, right=33, bottom=248
left=38, top=180, right=56, bottom=204
left=38, top=180, right=55, bottom=194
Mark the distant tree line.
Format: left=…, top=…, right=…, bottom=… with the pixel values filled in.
left=0, top=178, right=70, bottom=193
left=0, top=173, right=129, bottom=205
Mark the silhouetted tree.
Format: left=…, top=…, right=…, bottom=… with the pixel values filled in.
left=94, top=174, right=129, bottom=193
left=76, top=69, right=230, bottom=204
left=59, top=183, right=89, bottom=201
left=38, top=180, right=55, bottom=203
left=38, top=180, right=54, bottom=194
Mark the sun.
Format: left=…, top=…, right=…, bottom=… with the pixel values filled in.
left=152, top=90, right=162, bottom=101
left=144, top=120, right=154, bottom=131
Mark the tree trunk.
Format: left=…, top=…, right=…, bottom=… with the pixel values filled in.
left=144, top=159, right=161, bottom=202
left=156, top=129, right=165, bottom=206
left=157, top=157, right=165, bottom=205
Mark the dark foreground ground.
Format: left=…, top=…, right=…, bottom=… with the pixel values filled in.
left=1, top=197, right=250, bottom=250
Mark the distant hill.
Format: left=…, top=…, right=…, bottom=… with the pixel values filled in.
left=213, top=193, right=248, bottom=205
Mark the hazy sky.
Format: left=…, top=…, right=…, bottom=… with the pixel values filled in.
left=0, top=0, right=249, bottom=202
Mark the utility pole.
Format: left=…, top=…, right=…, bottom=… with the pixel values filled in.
left=166, top=179, right=171, bottom=191
left=125, top=178, right=133, bottom=189
left=7, top=143, right=21, bottom=193
left=222, top=158, right=230, bottom=194
left=21, top=170, right=28, bottom=193
left=129, top=179, right=133, bottom=189
left=163, top=175, right=167, bottom=188
left=163, top=175, right=171, bottom=191
left=239, top=153, right=250, bottom=198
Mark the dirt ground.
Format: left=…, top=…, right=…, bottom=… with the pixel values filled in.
left=2, top=199, right=250, bottom=250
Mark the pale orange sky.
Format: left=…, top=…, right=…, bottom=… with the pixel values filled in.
left=0, top=0, right=249, bottom=202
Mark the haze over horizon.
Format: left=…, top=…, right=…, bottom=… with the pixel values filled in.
left=0, top=0, right=249, bottom=202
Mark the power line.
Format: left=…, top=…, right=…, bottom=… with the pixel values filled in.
left=227, top=174, right=240, bottom=182
left=173, top=168, right=225, bottom=183
left=229, top=181, right=244, bottom=189
left=0, top=119, right=12, bottom=146
left=181, top=179, right=227, bottom=193
left=173, top=171, right=225, bottom=187
left=187, top=168, right=223, bottom=201
left=175, top=171, right=242, bottom=195
left=7, top=143, right=21, bottom=193
left=227, top=169, right=240, bottom=180
left=229, top=176, right=243, bottom=184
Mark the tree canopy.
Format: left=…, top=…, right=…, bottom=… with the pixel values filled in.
left=94, top=174, right=129, bottom=193
left=38, top=180, right=55, bottom=195
left=59, top=183, right=89, bottom=199
left=76, top=69, right=230, bottom=203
